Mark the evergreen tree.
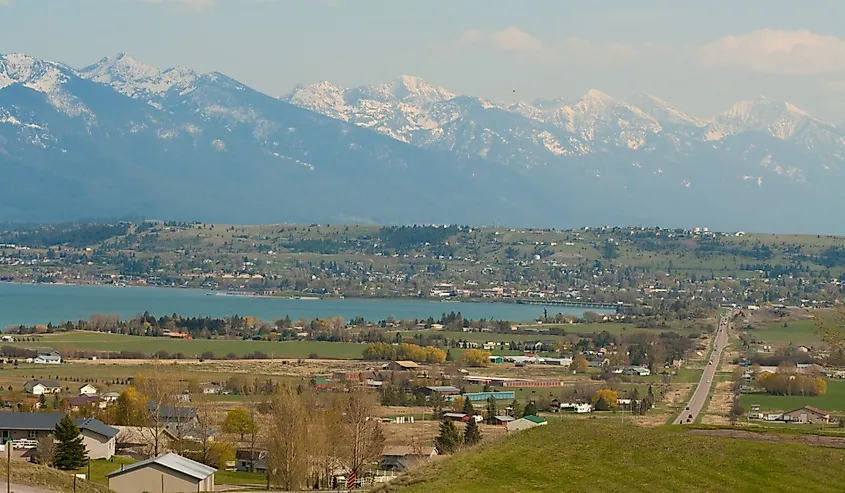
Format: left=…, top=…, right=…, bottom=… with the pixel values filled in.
left=485, top=396, right=498, bottom=424
left=38, top=393, right=47, bottom=409
left=523, top=401, right=538, bottom=417
left=462, top=396, right=474, bottom=416
left=463, top=417, right=482, bottom=446
left=434, top=419, right=461, bottom=454
left=446, top=349, right=453, bottom=362
left=510, top=399, right=524, bottom=419
left=53, top=415, right=88, bottom=470
left=430, top=392, right=445, bottom=419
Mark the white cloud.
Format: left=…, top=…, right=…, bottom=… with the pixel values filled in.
left=458, top=26, right=544, bottom=53
left=697, top=29, right=845, bottom=75
left=457, top=26, right=668, bottom=64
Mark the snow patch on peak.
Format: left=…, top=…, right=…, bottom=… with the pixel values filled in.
left=285, top=81, right=349, bottom=120
left=628, top=93, right=710, bottom=127
left=352, top=75, right=456, bottom=106
left=0, top=53, right=70, bottom=93
left=82, top=53, right=161, bottom=84
left=78, top=54, right=199, bottom=99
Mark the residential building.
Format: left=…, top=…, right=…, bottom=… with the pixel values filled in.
left=784, top=406, right=831, bottom=424
left=23, top=379, right=62, bottom=395
left=491, top=415, right=514, bottom=425
left=106, top=453, right=216, bottom=493
left=78, top=384, right=98, bottom=396
left=623, top=366, right=651, bottom=376
left=77, top=417, right=119, bottom=459
left=101, top=392, right=121, bottom=403
left=460, top=391, right=516, bottom=402
left=235, top=450, right=268, bottom=473
left=506, top=415, right=548, bottom=432
left=67, top=395, right=107, bottom=412
left=201, top=385, right=223, bottom=395
left=33, top=351, right=62, bottom=364
left=442, top=412, right=469, bottom=422
left=378, top=446, right=437, bottom=472
left=0, top=413, right=117, bottom=459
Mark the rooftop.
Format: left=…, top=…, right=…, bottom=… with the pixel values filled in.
left=106, top=452, right=216, bottom=480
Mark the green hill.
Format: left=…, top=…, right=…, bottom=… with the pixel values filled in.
left=376, top=421, right=845, bottom=493
left=8, top=459, right=112, bottom=493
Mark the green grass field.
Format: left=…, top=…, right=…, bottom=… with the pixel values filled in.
left=13, top=331, right=368, bottom=359
left=741, top=380, right=845, bottom=414
left=375, top=421, right=845, bottom=493
left=747, top=320, right=821, bottom=344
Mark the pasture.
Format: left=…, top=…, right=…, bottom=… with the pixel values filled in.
left=11, top=331, right=368, bottom=359
left=740, top=380, right=845, bottom=414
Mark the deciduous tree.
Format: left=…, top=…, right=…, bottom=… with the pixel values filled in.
left=223, top=406, right=256, bottom=440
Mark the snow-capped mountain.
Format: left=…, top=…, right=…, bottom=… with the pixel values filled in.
left=1, top=51, right=844, bottom=233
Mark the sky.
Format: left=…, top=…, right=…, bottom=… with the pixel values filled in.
left=2, top=0, right=845, bottom=122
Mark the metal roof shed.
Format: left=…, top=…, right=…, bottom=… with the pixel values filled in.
left=106, top=453, right=216, bottom=493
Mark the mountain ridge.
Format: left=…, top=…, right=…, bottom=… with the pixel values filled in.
left=1, top=52, right=844, bottom=233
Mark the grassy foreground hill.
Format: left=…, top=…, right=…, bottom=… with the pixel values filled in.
left=376, top=421, right=845, bottom=493
left=8, top=459, right=112, bottom=493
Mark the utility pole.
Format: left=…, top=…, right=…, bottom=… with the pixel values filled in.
left=7, top=440, right=10, bottom=493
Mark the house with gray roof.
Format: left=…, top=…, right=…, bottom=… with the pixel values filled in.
left=23, top=379, right=62, bottom=395
left=0, top=413, right=117, bottom=459
left=34, top=350, right=62, bottom=365
left=106, top=452, right=216, bottom=493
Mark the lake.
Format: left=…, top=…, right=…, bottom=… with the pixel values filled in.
left=0, top=283, right=601, bottom=327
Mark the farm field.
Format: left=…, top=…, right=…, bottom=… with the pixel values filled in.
left=750, top=320, right=822, bottom=344
left=376, top=421, right=845, bottom=493
left=740, top=380, right=845, bottom=414
left=11, top=331, right=369, bottom=359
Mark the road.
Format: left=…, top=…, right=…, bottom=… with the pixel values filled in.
left=0, top=482, right=59, bottom=493
left=674, top=310, right=731, bottom=425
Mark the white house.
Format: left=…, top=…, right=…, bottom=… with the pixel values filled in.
left=558, top=402, right=592, bottom=413
left=24, top=379, right=62, bottom=395
left=34, top=350, right=62, bottom=365
left=79, top=384, right=98, bottom=396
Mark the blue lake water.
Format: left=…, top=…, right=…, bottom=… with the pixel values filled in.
left=0, top=283, right=598, bottom=327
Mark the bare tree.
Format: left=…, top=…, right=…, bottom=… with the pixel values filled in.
left=337, top=390, right=384, bottom=479
left=267, top=387, right=309, bottom=491
left=134, top=365, right=178, bottom=456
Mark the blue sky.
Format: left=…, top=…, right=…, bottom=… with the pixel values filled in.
left=2, top=0, right=845, bottom=121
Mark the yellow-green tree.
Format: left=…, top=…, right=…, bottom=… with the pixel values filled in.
left=459, top=349, right=491, bottom=368
left=223, top=406, right=257, bottom=440
left=591, top=389, right=618, bottom=411
left=570, top=353, right=589, bottom=373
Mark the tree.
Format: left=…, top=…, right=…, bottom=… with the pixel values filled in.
left=267, top=387, right=309, bottom=491
left=38, top=393, right=47, bottom=409
left=430, top=391, right=446, bottom=418
left=523, top=401, right=538, bottom=417
left=53, top=415, right=88, bottom=470
left=34, top=435, right=56, bottom=466
left=114, top=387, right=144, bottom=426
left=462, top=396, right=474, bottom=416
left=207, top=441, right=235, bottom=469
left=134, top=367, right=178, bottom=456
left=434, top=419, right=461, bottom=454
left=223, top=407, right=256, bottom=440
left=591, top=389, right=618, bottom=411
left=337, top=391, right=384, bottom=478
left=570, top=353, right=589, bottom=373
left=463, top=417, right=482, bottom=446
left=485, top=396, right=498, bottom=424
left=509, top=399, right=524, bottom=419
left=459, top=349, right=491, bottom=368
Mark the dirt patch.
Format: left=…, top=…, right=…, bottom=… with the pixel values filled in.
left=690, top=428, right=845, bottom=448
left=634, top=383, right=693, bottom=427
left=381, top=420, right=507, bottom=448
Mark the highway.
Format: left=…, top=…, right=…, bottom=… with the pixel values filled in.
left=674, top=310, right=731, bottom=425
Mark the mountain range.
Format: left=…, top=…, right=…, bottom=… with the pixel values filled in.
left=1, top=52, right=844, bottom=233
